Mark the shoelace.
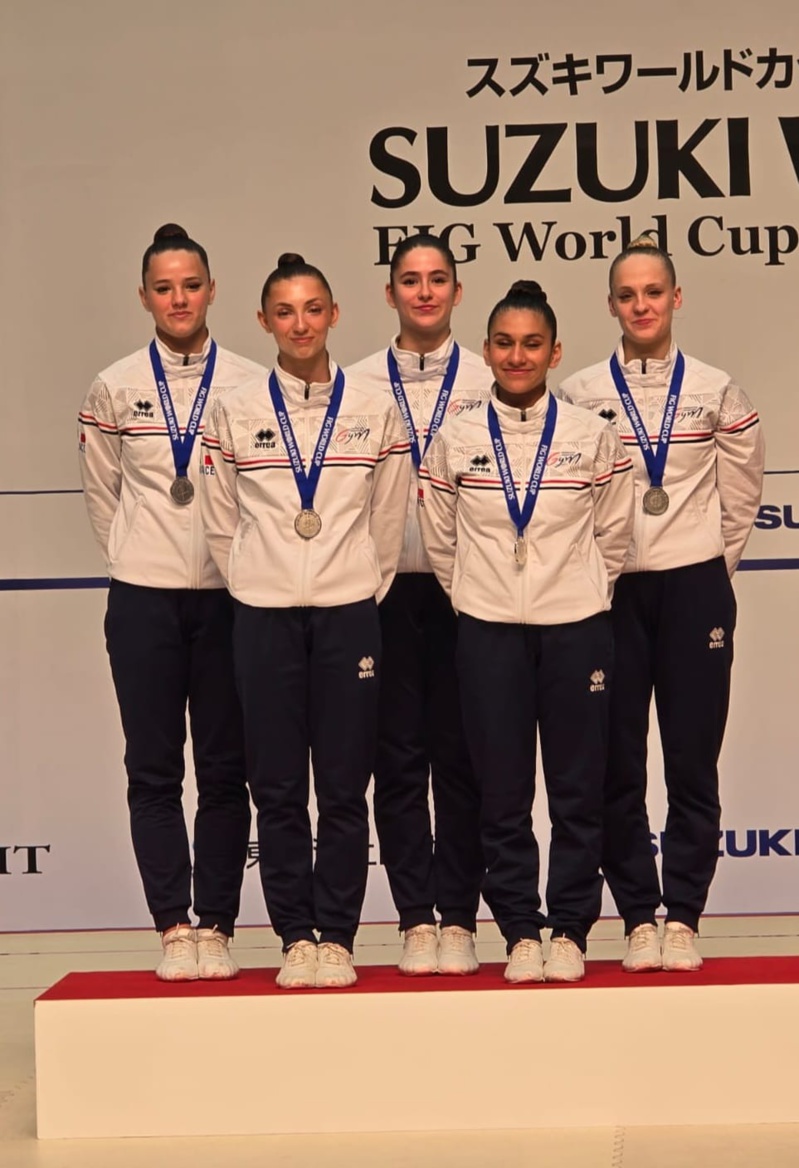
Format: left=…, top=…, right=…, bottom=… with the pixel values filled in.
left=198, top=932, right=228, bottom=959
left=629, top=926, right=658, bottom=953
left=549, top=937, right=578, bottom=961
left=441, top=930, right=472, bottom=952
left=666, top=927, right=693, bottom=951
left=406, top=928, right=437, bottom=953
left=285, top=942, right=316, bottom=967
left=512, top=939, right=541, bottom=962
left=164, top=928, right=195, bottom=959
left=318, top=943, right=348, bottom=966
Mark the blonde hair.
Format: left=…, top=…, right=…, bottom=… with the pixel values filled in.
left=609, top=231, right=676, bottom=291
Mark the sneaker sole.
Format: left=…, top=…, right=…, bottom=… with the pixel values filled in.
left=437, top=965, right=479, bottom=976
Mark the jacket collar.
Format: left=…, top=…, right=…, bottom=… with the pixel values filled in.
left=153, top=332, right=213, bottom=372
left=490, top=384, right=551, bottom=428
left=388, top=333, right=456, bottom=378
left=272, top=359, right=339, bottom=406
left=615, top=338, right=678, bottom=378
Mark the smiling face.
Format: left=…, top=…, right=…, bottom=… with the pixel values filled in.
left=139, top=250, right=215, bottom=354
left=609, top=253, right=682, bottom=361
left=258, top=275, right=339, bottom=381
left=484, top=308, right=562, bottom=410
left=386, top=245, right=462, bottom=353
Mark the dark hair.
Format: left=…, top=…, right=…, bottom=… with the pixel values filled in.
left=260, top=252, right=334, bottom=310
left=141, top=223, right=210, bottom=284
left=388, top=232, right=458, bottom=285
left=609, top=231, right=677, bottom=292
left=487, top=280, right=557, bottom=342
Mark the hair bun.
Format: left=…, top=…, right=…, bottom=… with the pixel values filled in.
left=277, top=252, right=305, bottom=266
left=153, top=223, right=189, bottom=243
left=508, top=279, right=546, bottom=301
left=627, top=231, right=659, bottom=251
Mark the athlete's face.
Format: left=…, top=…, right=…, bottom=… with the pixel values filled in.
left=484, top=308, right=562, bottom=404
left=609, top=254, right=682, bottom=359
left=258, top=276, right=338, bottom=367
left=387, top=247, right=462, bottom=342
left=139, top=251, right=214, bottom=348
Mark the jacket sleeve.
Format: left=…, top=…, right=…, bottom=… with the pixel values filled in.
left=371, top=400, right=413, bottom=603
left=77, top=378, right=121, bottom=565
left=593, top=423, right=635, bottom=591
left=715, top=381, right=765, bottom=575
left=417, top=430, right=458, bottom=598
left=199, top=398, right=240, bottom=585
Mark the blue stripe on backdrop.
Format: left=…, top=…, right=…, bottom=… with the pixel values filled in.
left=0, top=578, right=109, bottom=591
left=0, top=564, right=798, bottom=591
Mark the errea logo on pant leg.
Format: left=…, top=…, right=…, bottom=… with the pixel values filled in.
left=709, top=627, right=726, bottom=649
left=589, top=670, right=605, bottom=693
left=358, top=656, right=375, bottom=679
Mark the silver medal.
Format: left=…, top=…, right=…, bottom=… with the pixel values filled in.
left=170, top=476, right=195, bottom=506
left=642, top=486, right=669, bottom=516
left=514, top=537, right=528, bottom=566
left=294, top=509, right=322, bottom=539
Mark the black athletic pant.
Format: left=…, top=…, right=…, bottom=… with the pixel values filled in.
left=233, top=599, right=380, bottom=951
left=603, top=556, right=736, bottom=934
left=375, top=574, right=483, bottom=932
left=457, top=612, right=611, bottom=953
left=105, top=581, right=250, bottom=936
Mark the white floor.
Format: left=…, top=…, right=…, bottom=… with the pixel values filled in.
left=3, top=917, right=799, bottom=1167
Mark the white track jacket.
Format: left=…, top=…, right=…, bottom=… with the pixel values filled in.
left=558, top=342, right=765, bottom=575
left=200, top=362, right=411, bottom=607
left=78, top=336, right=266, bottom=589
left=345, top=336, right=492, bottom=574
left=418, top=388, right=635, bottom=626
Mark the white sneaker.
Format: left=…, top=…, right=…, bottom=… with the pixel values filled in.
left=316, top=942, right=358, bottom=988
left=544, top=937, right=585, bottom=983
left=196, top=927, right=239, bottom=980
left=438, top=926, right=479, bottom=975
left=662, top=922, right=703, bottom=971
left=398, top=924, right=439, bottom=975
left=504, top=938, right=544, bottom=984
left=276, top=940, right=318, bottom=989
left=622, top=923, right=663, bottom=973
left=156, top=924, right=198, bottom=982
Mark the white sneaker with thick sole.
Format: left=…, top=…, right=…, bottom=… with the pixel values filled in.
left=316, top=942, right=357, bottom=988
left=622, top=923, right=663, bottom=973
left=438, top=926, right=479, bottom=975
left=276, top=940, right=318, bottom=989
left=156, top=924, right=198, bottom=982
left=544, top=937, right=585, bottom=983
left=398, top=924, right=439, bottom=975
left=196, top=927, right=239, bottom=980
left=662, top=922, right=703, bottom=971
left=504, top=938, right=544, bottom=984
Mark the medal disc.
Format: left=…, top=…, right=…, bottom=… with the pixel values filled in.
left=170, top=476, right=195, bottom=505
left=642, top=486, right=669, bottom=516
left=294, top=509, right=322, bottom=539
left=514, top=537, right=528, bottom=566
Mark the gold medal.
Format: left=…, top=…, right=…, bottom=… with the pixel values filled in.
left=514, top=537, right=527, bottom=566
left=294, top=509, right=322, bottom=539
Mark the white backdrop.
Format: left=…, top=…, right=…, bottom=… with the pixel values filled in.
left=1, top=0, right=797, bottom=931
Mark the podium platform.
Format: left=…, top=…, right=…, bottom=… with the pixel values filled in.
left=34, top=957, right=799, bottom=1139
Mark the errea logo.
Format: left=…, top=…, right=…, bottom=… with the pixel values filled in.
left=589, top=670, right=606, bottom=693
left=709, top=627, right=725, bottom=650
left=358, top=656, right=375, bottom=680
left=133, top=399, right=154, bottom=418
left=254, top=428, right=276, bottom=449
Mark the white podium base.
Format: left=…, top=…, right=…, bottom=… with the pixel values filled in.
left=34, top=958, right=799, bottom=1139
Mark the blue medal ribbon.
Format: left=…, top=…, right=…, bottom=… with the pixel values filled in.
left=609, top=350, right=685, bottom=490
left=487, top=393, right=558, bottom=541
left=387, top=343, right=460, bottom=470
left=149, top=339, right=217, bottom=481
left=267, top=366, right=345, bottom=512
